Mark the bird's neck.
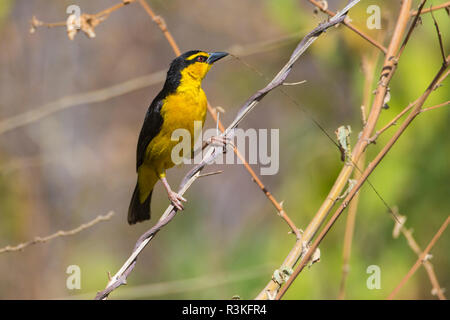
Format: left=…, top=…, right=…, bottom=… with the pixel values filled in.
left=178, top=70, right=203, bottom=93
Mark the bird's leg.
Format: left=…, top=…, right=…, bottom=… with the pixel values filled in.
left=160, top=176, right=186, bottom=210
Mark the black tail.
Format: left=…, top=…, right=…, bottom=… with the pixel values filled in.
left=128, top=184, right=152, bottom=225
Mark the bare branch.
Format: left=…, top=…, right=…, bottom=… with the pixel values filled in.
left=411, top=1, right=450, bottom=15
left=421, top=100, right=450, bottom=113
left=137, top=0, right=181, bottom=56
left=392, top=209, right=446, bottom=300
left=306, top=0, right=387, bottom=54
left=0, top=211, right=115, bottom=254
left=430, top=6, right=447, bottom=64
left=388, top=216, right=449, bottom=300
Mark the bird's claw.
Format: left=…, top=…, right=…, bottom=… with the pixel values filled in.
left=208, top=136, right=232, bottom=153
left=168, top=191, right=186, bottom=210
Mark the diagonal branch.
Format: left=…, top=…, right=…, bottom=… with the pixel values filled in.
left=137, top=0, right=181, bottom=56
left=411, top=1, right=450, bottom=15
left=392, top=209, right=447, bottom=300
left=276, top=54, right=449, bottom=299
left=388, top=216, right=450, bottom=300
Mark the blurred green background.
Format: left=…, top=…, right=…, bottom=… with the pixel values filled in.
left=0, top=0, right=448, bottom=299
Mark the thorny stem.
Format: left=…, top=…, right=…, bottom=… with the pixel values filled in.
left=138, top=0, right=181, bottom=56
left=388, top=216, right=450, bottom=300
left=0, top=211, right=115, bottom=254
left=393, top=209, right=447, bottom=300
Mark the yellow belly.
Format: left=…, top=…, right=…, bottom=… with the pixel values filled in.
left=144, top=87, right=207, bottom=176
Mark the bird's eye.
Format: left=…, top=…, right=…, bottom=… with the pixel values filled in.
left=197, top=56, right=206, bottom=62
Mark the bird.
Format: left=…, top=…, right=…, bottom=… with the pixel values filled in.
left=128, top=50, right=228, bottom=225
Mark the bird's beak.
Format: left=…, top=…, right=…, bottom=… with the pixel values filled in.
left=207, top=52, right=228, bottom=64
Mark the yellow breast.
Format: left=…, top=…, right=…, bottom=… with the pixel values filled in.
left=145, top=84, right=207, bottom=173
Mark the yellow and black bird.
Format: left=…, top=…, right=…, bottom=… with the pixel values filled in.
left=128, top=50, right=228, bottom=224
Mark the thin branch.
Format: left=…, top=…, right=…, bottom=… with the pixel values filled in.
left=430, top=6, right=447, bottom=64
left=411, top=1, right=450, bottom=15
left=397, top=0, right=427, bottom=58
left=421, top=100, right=450, bottom=113
left=392, top=209, right=446, bottom=300
left=0, top=211, right=115, bottom=254
left=95, top=0, right=361, bottom=300
left=369, top=71, right=448, bottom=143
left=257, top=0, right=412, bottom=300
left=388, top=216, right=449, bottom=300
left=276, top=55, right=449, bottom=300
left=30, top=0, right=136, bottom=39
left=0, top=71, right=166, bottom=135
left=306, top=0, right=388, bottom=54
left=137, top=0, right=181, bottom=56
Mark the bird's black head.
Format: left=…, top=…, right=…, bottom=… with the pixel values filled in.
left=164, top=50, right=228, bottom=92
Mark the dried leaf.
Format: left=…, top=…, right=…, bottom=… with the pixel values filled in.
left=29, top=16, right=43, bottom=34
left=66, top=14, right=80, bottom=40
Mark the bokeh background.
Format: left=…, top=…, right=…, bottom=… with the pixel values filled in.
left=0, top=0, right=448, bottom=299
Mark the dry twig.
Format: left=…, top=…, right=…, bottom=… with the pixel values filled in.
left=411, top=1, right=450, bottom=15
left=388, top=216, right=449, bottom=300
left=306, top=0, right=387, bottom=54
left=392, top=209, right=446, bottom=300
left=0, top=211, right=115, bottom=254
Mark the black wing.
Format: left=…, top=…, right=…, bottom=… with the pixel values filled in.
left=136, top=96, right=164, bottom=171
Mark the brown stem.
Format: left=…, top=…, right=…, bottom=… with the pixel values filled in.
left=411, top=1, right=450, bottom=15
left=421, top=100, right=450, bottom=113
left=138, top=0, right=181, bottom=56
left=396, top=217, right=447, bottom=300
left=306, top=0, right=387, bottom=54
left=388, top=216, right=450, bottom=299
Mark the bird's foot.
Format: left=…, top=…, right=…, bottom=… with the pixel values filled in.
left=168, top=191, right=187, bottom=211
left=206, top=136, right=233, bottom=153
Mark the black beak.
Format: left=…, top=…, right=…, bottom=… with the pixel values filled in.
left=207, top=52, right=228, bottom=64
